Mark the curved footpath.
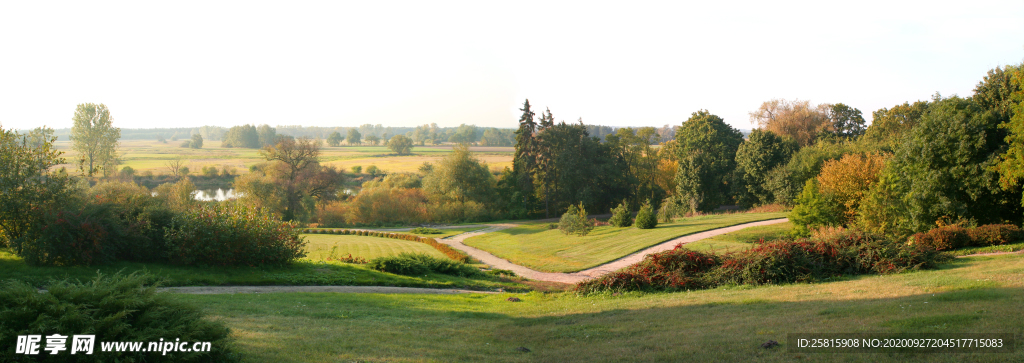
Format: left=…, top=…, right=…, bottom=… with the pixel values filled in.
left=439, top=218, right=791, bottom=284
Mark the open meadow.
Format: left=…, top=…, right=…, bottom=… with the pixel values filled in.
left=463, top=212, right=788, bottom=272
left=50, top=140, right=513, bottom=176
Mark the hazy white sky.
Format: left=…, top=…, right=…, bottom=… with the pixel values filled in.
left=1, top=1, right=1022, bottom=131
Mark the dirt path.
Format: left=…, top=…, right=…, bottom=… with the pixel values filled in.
left=440, top=218, right=790, bottom=284
left=161, top=286, right=496, bottom=295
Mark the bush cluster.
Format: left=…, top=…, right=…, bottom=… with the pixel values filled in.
left=910, top=224, right=1024, bottom=251
left=576, top=229, right=949, bottom=293
left=634, top=200, right=658, bottom=229
left=367, top=253, right=481, bottom=277
left=558, top=203, right=595, bottom=236
left=608, top=201, right=633, bottom=227
left=164, top=204, right=307, bottom=267
left=300, top=228, right=470, bottom=262
left=410, top=227, right=444, bottom=234
left=0, top=272, right=238, bottom=363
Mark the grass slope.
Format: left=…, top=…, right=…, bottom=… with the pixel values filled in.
left=188, top=254, right=1024, bottom=362
left=683, top=221, right=794, bottom=254
left=302, top=234, right=448, bottom=261
left=463, top=212, right=787, bottom=272
left=0, top=249, right=525, bottom=291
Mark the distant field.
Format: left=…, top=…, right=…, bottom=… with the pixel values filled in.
left=50, top=140, right=513, bottom=175
left=463, top=212, right=788, bottom=272
left=301, top=234, right=448, bottom=261
left=683, top=221, right=794, bottom=254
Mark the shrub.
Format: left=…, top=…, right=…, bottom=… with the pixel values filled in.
left=966, top=224, right=1024, bottom=246
left=164, top=204, right=307, bottom=267
left=411, top=227, right=444, bottom=234
left=656, top=199, right=686, bottom=223
left=0, top=272, right=238, bottom=362
left=910, top=224, right=1024, bottom=251
left=558, top=203, right=594, bottom=236
left=367, top=253, right=480, bottom=277
left=634, top=200, right=657, bottom=229
left=13, top=206, right=121, bottom=266
left=608, top=201, right=632, bottom=227
left=909, top=225, right=971, bottom=251
left=576, top=248, right=720, bottom=293
left=577, top=229, right=949, bottom=293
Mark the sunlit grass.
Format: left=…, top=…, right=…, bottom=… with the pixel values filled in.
left=463, top=212, right=788, bottom=272
left=684, top=222, right=794, bottom=254
left=301, top=234, right=448, bottom=261
left=187, top=253, right=1024, bottom=362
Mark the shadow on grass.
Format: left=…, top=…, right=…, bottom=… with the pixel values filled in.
left=188, top=284, right=1024, bottom=363
left=0, top=248, right=528, bottom=291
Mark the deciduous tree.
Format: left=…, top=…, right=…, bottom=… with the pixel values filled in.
left=70, top=103, right=121, bottom=177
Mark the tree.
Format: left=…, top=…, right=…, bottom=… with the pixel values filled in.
left=365, top=134, right=380, bottom=146
left=734, top=129, right=798, bottom=206
left=422, top=144, right=496, bottom=207
left=749, top=99, right=828, bottom=147
left=994, top=64, right=1024, bottom=202
left=608, top=201, right=632, bottom=227
left=824, top=103, right=866, bottom=140
left=860, top=95, right=1020, bottom=237
left=327, top=131, right=343, bottom=147
left=788, top=179, right=843, bottom=237
left=0, top=127, right=77, bottom=249
left=189, top=134, right=203, bottom=149
left=387, top=135, right=413, bottom=155
left=605, top=127, right=662, bottom=209
left=165, top=158, right=189, bottom=179
left=673, top=110, right=744, bottom=212
left=257, top=124, right=277, bottom=147
left=815, top=152, right=888, bottom=224
left=347, top=129, right=362, bottom=145
left=634, top=200, right=657, bottom=229
left=222, top=124, right=260, bottom=148
left=70, top=103, right=121, bottom=177
left=558, top=203, right=594, bottom=236
left=863, top=101, right=929, bottom=150
left=258, top=137, right=342, bottom=219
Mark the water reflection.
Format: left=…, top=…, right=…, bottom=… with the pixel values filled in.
left=193, top=188, right=241, bottom=201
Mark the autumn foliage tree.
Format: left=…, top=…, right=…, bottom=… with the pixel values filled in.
left=749, top=99, right=828, bottom=147
left=815, top=152, right=889, bottom=224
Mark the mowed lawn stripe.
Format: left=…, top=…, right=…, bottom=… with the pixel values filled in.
left=463, top=212, right=788, bottom=272
left=302, top=234, right=447, bottom=261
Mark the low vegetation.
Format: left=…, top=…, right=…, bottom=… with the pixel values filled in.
left=576, top=229, right=950, bottom=293
left=367, top=253, right=481, bottom=277
left=0, top=272, right=239, bottom=363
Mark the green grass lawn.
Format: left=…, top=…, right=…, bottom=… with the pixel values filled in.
left=463, top=212, right=788, bottom=272
left=184, top=253, right=1024, bottom=362
left=301, top=234, right=448, bottom=261
left=947, top=242, right=1024, bottom=256
left=683, top=221, right=794, bottom=254
left=0, top=248, right=527, bottom=291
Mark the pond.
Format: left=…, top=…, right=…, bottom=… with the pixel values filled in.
left=194, top=188, right=241, bottom=201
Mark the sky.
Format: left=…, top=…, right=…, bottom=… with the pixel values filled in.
left=1, top=1, right=1023, bottom=131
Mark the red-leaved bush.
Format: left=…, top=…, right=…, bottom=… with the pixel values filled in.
left=910, top=224, right=1024, bottom=251
left=576, top=229, right=949, bottom=293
